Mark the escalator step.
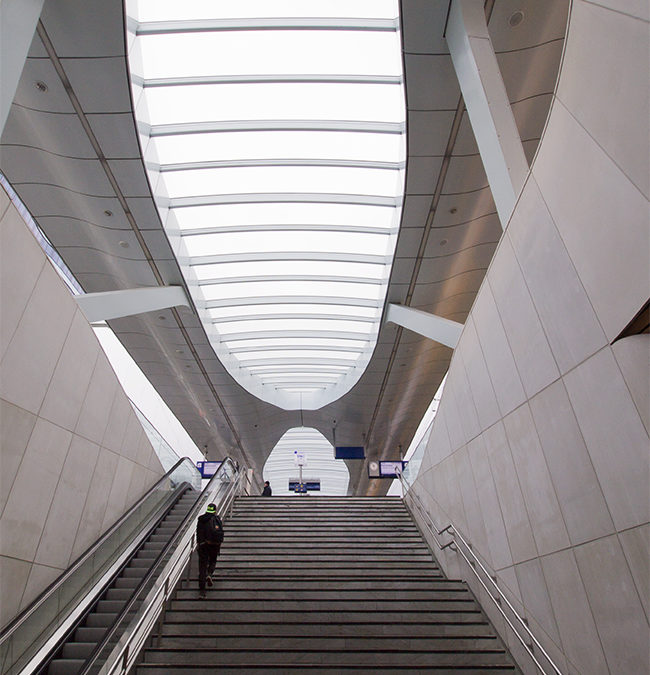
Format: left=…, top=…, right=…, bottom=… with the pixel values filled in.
left=48, top=659, right=84, bottom=675
left=61, top=642, right=95, bottom=659
left=85, top=613, right=118, bottom=628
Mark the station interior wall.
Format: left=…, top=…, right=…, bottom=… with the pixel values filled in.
left=409, top=3, right=649, bottom=673
left=0, top=188, right=165, bottom=628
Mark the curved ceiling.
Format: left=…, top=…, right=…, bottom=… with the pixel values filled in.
left=127, top=0, right=406, bottom=410
left=126, top=0, right=406, bottom=410
left=0, top=0, right=569, bottom=494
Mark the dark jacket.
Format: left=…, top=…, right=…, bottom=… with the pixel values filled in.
left=197, top=513, right=224, bottom=545
left=262, top=485, right=272, bottom=496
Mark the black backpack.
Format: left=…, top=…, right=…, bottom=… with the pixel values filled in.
left=198, top=513, right=224, bottom=544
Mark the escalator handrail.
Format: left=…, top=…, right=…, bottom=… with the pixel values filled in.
left=0, top=456, right=199, bottom=644
left=78, top=457, right=244, bottom=675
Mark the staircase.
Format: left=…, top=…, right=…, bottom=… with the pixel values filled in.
left=47, top=488, right=198, bottom=675
left=136, top=496, right=517, bottom=673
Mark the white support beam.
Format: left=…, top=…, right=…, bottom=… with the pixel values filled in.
left=75, top=286, right=190, bottom=323
left=135, top=17, right=398, bottom=36
left=446, top=0, right=529, bottom=227
left=1, top=0, right=45, bottom=134
left=386, top=304, right=463, bottom=349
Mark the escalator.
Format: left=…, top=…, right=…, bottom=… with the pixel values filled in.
left=45, top=488, right=197, bottom=675
left=0, top=457, right=245, bottom=675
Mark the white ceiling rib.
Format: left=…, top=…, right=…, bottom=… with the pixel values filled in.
left=146, top=121, right=405, bottom=136
left=134, top=17, right=399, bottom=35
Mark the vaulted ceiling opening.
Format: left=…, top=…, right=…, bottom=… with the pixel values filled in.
left=126, top=0, right=406, bottom=411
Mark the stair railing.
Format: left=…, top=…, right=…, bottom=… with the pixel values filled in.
left=397, top=469, right=563, bottom=675
left=87, top=458, right=247, bottom=675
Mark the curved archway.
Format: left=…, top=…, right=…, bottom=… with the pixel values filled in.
left=262, top=427, right=349, bottom=496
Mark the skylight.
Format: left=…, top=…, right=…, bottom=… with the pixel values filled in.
left=126, top=0, right=405, bottom=410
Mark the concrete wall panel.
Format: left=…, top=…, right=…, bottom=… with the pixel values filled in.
left=411, top=3, right=649, bottom=672
left=0, top=189, right=165, bottom=629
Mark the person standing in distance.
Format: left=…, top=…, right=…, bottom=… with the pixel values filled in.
left=196, top=503, right=224, bottom=598
left=262, top=481, right=272, bottom=496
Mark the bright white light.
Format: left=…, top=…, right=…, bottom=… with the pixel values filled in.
left=127, top=0, right=405, bottom=410
left=164, top=166, right=400, bottom=199
left=134, top=1, right=398, bottom=22
left=137, top=32, right=401, bottom=78
left=145, top=83, right=404, bottom=125
left=155, top=131, right=404, bottom=165
left=183, top=230, right=392, bottom=257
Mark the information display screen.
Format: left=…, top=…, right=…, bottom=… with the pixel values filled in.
left=379, top=460, right=408, bottom=478
left=196, top=461, right=222, bottom=478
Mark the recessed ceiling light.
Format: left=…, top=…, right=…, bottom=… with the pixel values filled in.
left=509, top=10, right=524, bottom=27
left=34, top=81, right=47, bottom=92
left=118, top=240, right=129, bottom=248
left=440, top=239, right=448, bottom=246
left=449, top=207, right=457, bottom=214
left=104, top=210, right=113, bottom=217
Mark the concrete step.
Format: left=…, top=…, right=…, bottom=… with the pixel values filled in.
left=140, top=648, right=513, bottom=668
left=213, top=554, right=436, bottom=563
left=204, top=561, right=442, bottom=570
left=162, top=610, right=485, bottom=624
left=137, top=666, right=515, bottom=674
left=169, top=599, right=477, bottom=612
left=159, top=622, right=495, bottom=638
left=220, top=541, right=430, bottom=550
left=173, top=588, right=470, bottom=601
left=155, top=635, right=501, bottom=651
left=179, top=578, right=455, bottom=591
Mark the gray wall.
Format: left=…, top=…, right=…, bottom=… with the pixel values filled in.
left=410, top=2, right=649, bottom=674
left=0, top=185, right=165, bottom=629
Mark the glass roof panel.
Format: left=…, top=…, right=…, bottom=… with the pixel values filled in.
left=164, top=166, right=401, bottom=199
left=173, top=202, right=397, bottom=230
left=183, top=231, right=392, bottom=257
left=215, top=318, right=375, bottom=335
left=144, top=83, right=404, bottom=125
left=127, top=0, right=404, bottom=410
left=196, top=263, right=387, bottom=282
left=201, top=280, right=384, bottom=301
left=135, top=0, right=397, bottom=23
left=235, top=350, right=360, bottom=361
left=153, top=131, right=404, bottom=165
left=137, top=32, right=401, bottom=78
left=223, top=337, right=368, bottom=350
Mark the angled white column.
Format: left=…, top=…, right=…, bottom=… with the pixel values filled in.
left=75, top=286, right=190, bottom=323
left=1, top=0, right=45, bottom=134
left=386, top=304, right=463, bottom=349
left=446, top=0, right=529, bottom=227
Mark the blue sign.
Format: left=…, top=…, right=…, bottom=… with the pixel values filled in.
left=335, top=446, right=365, bottom=460
left=289, top=481, right=321, bottom=492
left=196, top=461, right=222, bottom=478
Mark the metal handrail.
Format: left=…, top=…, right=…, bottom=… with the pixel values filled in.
left=0, top=456, right=199, bottom=645
left=397, top=470, right=563, bottom=675
left=83, top=458, right=246, bottom=675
